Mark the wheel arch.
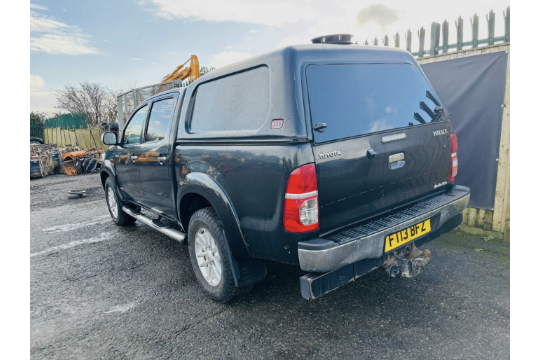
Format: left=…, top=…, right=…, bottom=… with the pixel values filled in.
left=100, top=160, right=126, bottom=202
left=177, top=172, right=250, bottom=259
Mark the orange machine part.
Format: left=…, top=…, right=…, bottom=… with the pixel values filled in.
left=62, top=150, right=88, bottom=161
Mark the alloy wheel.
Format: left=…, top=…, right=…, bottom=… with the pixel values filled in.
left=194, top=228, right=222, bottom=286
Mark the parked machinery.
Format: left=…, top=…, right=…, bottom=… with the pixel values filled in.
left=161, top=55, right=200, bottom=83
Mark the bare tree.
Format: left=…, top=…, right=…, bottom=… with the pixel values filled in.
left=200, top=65, right=216, bottom=76
left=55, top=81, right=118, bottom=126
left=179, top=65, right=216, bottom=88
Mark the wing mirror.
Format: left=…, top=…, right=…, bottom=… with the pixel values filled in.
left=101, top=131, right=118, bottom=145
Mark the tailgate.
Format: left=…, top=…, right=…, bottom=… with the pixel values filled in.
left=305, top=63, right=452, bottom=233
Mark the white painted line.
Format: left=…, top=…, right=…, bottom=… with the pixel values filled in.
left=30, top=232, right=114, bottom=258
left=105, top=302, right=137, bottom=314
left=43, top=215, right=111, bottom=233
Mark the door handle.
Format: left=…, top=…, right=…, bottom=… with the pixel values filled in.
left=131, top=155, right=138, bottom=162
left=366, top=149, right=377, bottom=159
left=313, top=122, right=328, bottom=132
left=157, top=156, right=167, bottom=164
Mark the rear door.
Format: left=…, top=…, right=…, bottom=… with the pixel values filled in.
left=305, top=63, right=451, bottom=233
left=138, top=96, right=177, bottom=217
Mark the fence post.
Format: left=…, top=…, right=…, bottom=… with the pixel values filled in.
left=89, top=128, right=97, bottom=149
left=418, top=27, right=425, bottom=57
left=80, top=126, right=87, bottom=149
left=373, top=37, right=378, bottom=46
left=363, top=39, right=369, bottom=45
left=394, top=32, right=400, bottom=48
left=72, top=126, right=79, bottom=147
left=132, top=89, right=137, bottom=108
left=471, top=14, right=479, bottom=48
left=405, top=29, right=412, bottom=53
left=383, top=34, right=389, bottom=46
left=455, top=17, right=463, bottom=50
left=442, top=20, right=449, bottom=53
left=429, top=22, right=441, bottom=55
left=117, top=96, right=123, bottom=129
left=487, top=10, right=495, bottom=45
left=504, top=7, right=510, bottom=42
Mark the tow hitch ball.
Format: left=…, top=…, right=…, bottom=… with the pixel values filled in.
left=383, top=243, right=432, bottom=278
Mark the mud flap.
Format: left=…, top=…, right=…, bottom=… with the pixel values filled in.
left=229, top=255, right=267, bottom=288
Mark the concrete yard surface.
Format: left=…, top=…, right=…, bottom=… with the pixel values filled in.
left=31, top=174, right=510, bottom=359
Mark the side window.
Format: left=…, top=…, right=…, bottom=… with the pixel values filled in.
left=188, top=66, right=270, bottom=133
left=145, top=98, right=176, bottom=142
left=123, top=105, right=148, bottom=144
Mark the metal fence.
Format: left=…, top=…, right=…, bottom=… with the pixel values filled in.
left=116, top=80, right=186, bottom=129
left=363, top=6, right=510, bottom=58
left=31, top=123, right=44, bottom=139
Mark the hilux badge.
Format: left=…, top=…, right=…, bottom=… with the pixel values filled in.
left=433, top=129, right=448, bottom=136
left=318, top=151, right=341, bottom=159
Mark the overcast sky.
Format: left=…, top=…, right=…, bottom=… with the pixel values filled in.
left=30, top=0, right=510, bottom=113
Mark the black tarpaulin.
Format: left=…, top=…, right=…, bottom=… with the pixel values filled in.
left=421, top=52, right=508, bottom=210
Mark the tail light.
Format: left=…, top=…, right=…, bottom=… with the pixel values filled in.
left=450, top=133, right=458, bottom=182
left=283, top=164, right=319, bottom=233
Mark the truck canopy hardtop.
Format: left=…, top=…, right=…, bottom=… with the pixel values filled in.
left=175, top=44, right=438, bottom=142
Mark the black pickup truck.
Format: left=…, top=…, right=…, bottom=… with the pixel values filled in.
left=100, top=36, right=470, bottom=302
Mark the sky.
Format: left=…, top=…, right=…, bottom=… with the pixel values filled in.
left=30, top=0, right=510, bottom=113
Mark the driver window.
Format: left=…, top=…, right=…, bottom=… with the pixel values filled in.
left=123, top=105, right=148, bottom=144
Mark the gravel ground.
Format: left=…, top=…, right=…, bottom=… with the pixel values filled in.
left=31, top=173, right=510, bottom=359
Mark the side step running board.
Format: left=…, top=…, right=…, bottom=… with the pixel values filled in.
left=122, top=206, right=186, bottom=243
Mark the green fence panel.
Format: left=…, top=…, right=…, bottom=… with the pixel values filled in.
left=45, top=113, right=88, bottom=129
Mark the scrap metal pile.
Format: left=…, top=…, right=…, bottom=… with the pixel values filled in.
left=61, top=149, right=103, bottom=176
left=30, top=145, right=59, bottom=178
left=30, top=144, right=103, bottom=179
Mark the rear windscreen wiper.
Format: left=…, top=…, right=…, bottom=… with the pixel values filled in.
left=413, top=112, right=426, bottom=124
left=419, top=101, right=436, bottom=120
left=426, top=90, right=440, bottom=107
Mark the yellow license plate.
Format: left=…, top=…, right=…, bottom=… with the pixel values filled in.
left=385, top=219, right=431, bottom=252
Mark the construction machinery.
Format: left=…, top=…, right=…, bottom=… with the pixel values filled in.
left=161, top=55, right=200, bottom=83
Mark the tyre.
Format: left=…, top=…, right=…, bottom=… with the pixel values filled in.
left=105, top=177, right=136, bottom=226
left=188, top=207, right=239, bottom=303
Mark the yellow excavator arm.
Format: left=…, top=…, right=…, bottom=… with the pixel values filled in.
left=161, top=55, right=200, bottom=83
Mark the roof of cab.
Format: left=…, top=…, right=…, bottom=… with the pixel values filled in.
left=191, top=44, right=416, bottom=85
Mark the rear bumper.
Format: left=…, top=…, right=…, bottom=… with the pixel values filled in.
left=298, top=185, right=470, bottom=273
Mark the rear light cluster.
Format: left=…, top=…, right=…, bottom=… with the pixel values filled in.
left=283, top=164, right=319, bottom=233
left=450, top=133, right=458, bottom=182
